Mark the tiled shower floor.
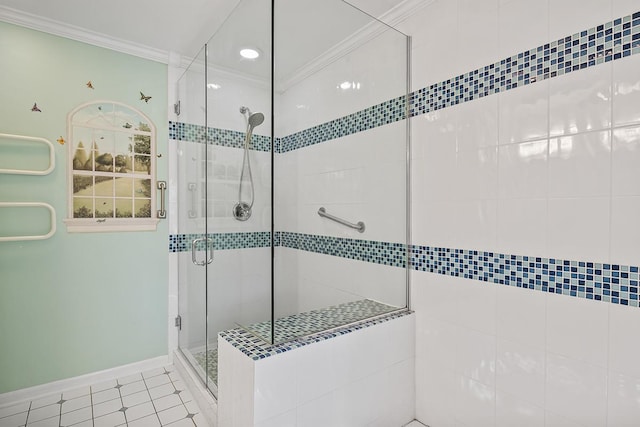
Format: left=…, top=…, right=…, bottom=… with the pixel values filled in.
left=191, top=350, right=218, bottom=388
left=189, top=299, right=400, bottom=388
left=0, top=366, right=209, bottom=427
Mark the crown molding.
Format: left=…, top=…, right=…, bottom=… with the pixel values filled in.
left=277, top=0, right=434, bottom=93
left=0, top=5, right=170, bottom=64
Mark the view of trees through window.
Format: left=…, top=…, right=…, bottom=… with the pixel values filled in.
left=69, top=103, right=155, bottom=221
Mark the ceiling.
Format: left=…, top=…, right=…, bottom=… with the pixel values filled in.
left=0, top=0, right=413, bottom=64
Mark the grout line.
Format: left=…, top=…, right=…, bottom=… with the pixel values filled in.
left=88, top=385, right=95, bottom=427
left=58, top=393, right=63, bottom=427
left=24, top=401, right=32, bottom=426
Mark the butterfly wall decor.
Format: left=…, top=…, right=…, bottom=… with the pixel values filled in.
left=140, top=92, right=152, bottom=103
left=86, top=81, right=94, bottom=89
left=31, top=103, right=41, bottom=112
left=57, top=136, right=65, bottom=145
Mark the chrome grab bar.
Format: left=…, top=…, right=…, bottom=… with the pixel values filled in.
left=191, top=237, right=214, bottom=266
left=157, top=181, right=167, bottom=219
left=317, top=207, right=365, bottom=233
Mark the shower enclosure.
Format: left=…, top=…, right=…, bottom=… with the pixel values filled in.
left=174, top=0, right=410, bottom=397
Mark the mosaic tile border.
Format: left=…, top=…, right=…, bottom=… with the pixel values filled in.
left=170, top=11, right=640, bottom=153
left=220, top=308, right=411, bottom=360
left=242, top=299, right=400, bottom=344
left=169, top=121, right=271, bottom=152
left=410, top=245, right=640, bottom=308
left=410, top=11, right=640, bottom=115
left=169, top=231, right=408, bottom=268
left=278, top=231, right=407, bottom=268
left=276, top=95, right=408, bottom=153
left=169, top=231, right=271, bottom=252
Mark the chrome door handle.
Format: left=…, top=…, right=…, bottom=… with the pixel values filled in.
left=191, top=237, right=214, bottom=266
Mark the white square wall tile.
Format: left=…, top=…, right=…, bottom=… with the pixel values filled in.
left=455, top=328, right=496, bottom=386
left=256, top=409, right=297, bottom=427
left=612, top=127, right=640, bottom=197
left=609, top=304, right=640, bottom=379
left=498, top=140, right=548, bottom=199
left=456, top=95, right=499, bottom=152
left=610, top=196, right=640, bottom=266
left=456, top=278, right=496, bottom=335
left=546, top=197, right=610, bottom=262
left=415, top=360, right=456, bottom=427
left=546, top=353, right=607, bottom=427
left=549, top=64, right=612, bottom=136
left=457, top=0, right=499, bottom=73
left=495, top=390, right=545, bottom=427
left=496, top=198, right=547, bottom=257
left=613, top=0, right=640, bottom=17
left=495, top=338, right=545, bottom=407
left=613, top=54, right=640, bottom=126
left=253, top=350, right=298, bottom=423
left=498, top=0, right=549, bottom=58
left=454, top=375, right=496, bottom=427
left=385, top=359, right=416, bottom=426
left=549, top=0, right=611, bottom=40
left=295, top=339, right=336, bottom=405
left=546, top=293, right=608, bottom=367
left=498, top=81, right=549, bottom=144
left=295, top=393, right=335, bottom=427
left=402, top=0, right=460, bottom=87
left=496, top=285, right=546, bottom=348
left=548, top=131, right=611, bottom=198
left=332, top=370, right=386, bottom=427
left=544, top=411, right=585, bottom=427
left=452, top=199, right=498, bottom=253
left=455, top=147, right=498, bottom=200
left=415, top=314, right=458, bottom=372
left=607, top=371, right=640, bottom=426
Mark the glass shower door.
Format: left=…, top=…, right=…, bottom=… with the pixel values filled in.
left=175, top=47, right=216, bottom=393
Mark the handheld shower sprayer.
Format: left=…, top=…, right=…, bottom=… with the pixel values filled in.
left=233, top=106, right=264, bottom=221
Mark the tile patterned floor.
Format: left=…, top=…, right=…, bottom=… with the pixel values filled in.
left=0, top=366, right=210, bottom=427
left=191, top=350, right=218, bottom=389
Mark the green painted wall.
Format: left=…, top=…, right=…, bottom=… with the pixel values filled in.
left=0, top=22, right=169, bottom=393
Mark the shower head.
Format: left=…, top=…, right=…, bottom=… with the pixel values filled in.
left=248, top=112, right=264, bottom=129
left=240, top=106, right=264, bottom=130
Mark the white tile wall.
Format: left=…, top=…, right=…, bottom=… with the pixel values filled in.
left=414, top=274, right=640, bottom=427
left=217, top=314, right=415, bottom=427
left=409, top=5, right=640, bottom=422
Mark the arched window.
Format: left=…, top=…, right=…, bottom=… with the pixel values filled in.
left=64, top=101, right=159, bottom=232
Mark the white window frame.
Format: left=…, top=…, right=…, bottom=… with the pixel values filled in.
left=64, top=101, right=159, bottom=232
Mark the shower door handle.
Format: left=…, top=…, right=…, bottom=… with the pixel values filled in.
left=191, top=237, right=214, bottom=266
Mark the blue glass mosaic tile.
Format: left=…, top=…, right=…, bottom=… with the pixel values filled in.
left=410, top=245, right=640, bottom=308
left=410, top=11, right=640, bottom=116
left=243, top=298, right=401, bottom=344
left=277, top=231, right=407, bottom=268
left=169, top=231, right=271, bottom=252
left=220, top=304, right=411, bottom=360
left=169, top=121, right=271, bottom=152
left=276, top=95, right=408, bottom=153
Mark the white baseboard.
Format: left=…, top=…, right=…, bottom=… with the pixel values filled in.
left=0, top=355, right=170, bottom=408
